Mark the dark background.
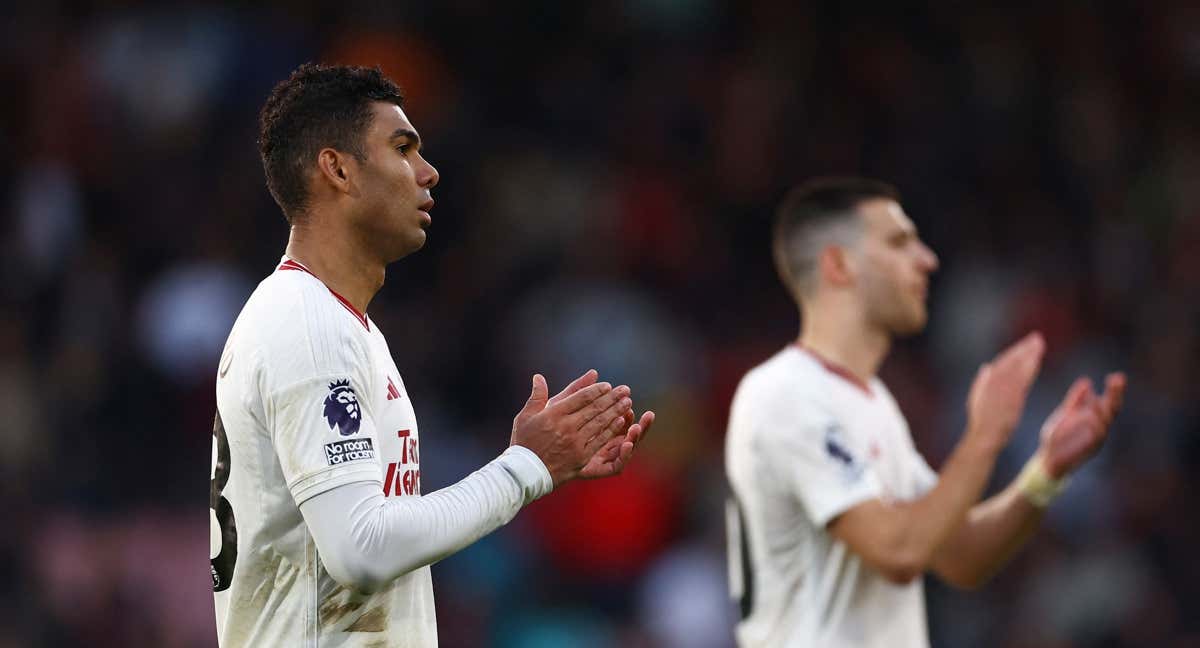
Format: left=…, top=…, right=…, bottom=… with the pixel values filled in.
left=1, top=2, right=1197, bottom=646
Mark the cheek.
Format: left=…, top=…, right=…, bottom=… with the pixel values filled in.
left=859, top=255, right=896, bottom=291
left=864, top=261, right=910, bottom=308
left=365, top=158, right=408, bottom=190
left=390, top=159, right=417, bottom=187
left=879, top=257, right=912, bottom=289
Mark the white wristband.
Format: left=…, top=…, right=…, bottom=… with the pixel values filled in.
left=1016, top=455, right=1070, bottom=508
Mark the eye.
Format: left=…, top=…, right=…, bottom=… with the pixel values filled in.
left=396, top=143, right=411, bottom=154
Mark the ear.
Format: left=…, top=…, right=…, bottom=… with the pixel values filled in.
left=817, top=244, right=855, bottom=288
left=316, top=148, right=354, bottom=196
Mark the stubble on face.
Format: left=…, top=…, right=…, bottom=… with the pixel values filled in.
left=349, top=103, right=433, bottom=264
left=854, top=199, right=936, bottom=338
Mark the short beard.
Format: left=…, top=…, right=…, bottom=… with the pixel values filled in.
left=887, top=309, right=927, bottom=338
left=867, top=298, right=926, bottom=339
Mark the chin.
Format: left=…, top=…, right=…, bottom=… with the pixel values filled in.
left=411, top=228, right=427, bottom=248
left=890, top=311, right=928, bottom=338
left=380, top=232, right=426, bottom=264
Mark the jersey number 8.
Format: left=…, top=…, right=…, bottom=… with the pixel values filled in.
left=210, top=412, right=238, bottom=592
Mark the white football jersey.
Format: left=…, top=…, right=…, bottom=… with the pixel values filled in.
left=211, top=257, right=434, bottom=647
left=725, top=345, right=939, bottom=648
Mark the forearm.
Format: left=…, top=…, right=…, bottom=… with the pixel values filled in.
left=301, top=446, right=553, bottom=592
left=932, top=483, right=1043, bottom=589
left=887, top=434, right=1001, bottom=573
left=835, top=432, right=1001, bottom=583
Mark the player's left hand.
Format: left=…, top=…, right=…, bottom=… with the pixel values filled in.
left=579, top=410, right=655, bottom=479
left=544, top=372, right=654, bottom=479
left=1038, top=372, right=1126, bottom=479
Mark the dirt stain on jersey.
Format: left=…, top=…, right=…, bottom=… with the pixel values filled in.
left=345, top=606, right=387, bottom=633
left=247, top=551, right=288, bottom=610
left=318, top=585, right=366, bottom=627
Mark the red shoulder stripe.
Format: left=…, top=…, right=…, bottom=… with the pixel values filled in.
left=795, top=344, right=873, bottom=397
left=277, top=259, right=370, bottom=331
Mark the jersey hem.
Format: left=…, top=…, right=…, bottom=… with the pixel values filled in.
left=808, top=470, right=886, bottom=528
left=290, top=463, right=383, bottom=506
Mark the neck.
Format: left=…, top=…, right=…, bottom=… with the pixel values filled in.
left=285, top=219, right=384, bottom=315
left=796, top=297, right=891, bottom=384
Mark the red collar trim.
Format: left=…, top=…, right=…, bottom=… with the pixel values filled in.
left=795, top=343, right=873, bottom=397
left=278, top=258, right=370, bottom=331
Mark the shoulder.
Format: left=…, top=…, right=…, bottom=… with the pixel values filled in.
left=238, top=270, right=371, bottom=380
left=729, top=348, right=833, bottom=440
left=733, top=348, right=824, bottom=410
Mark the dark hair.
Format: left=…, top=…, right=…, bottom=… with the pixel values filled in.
left=258, top=63, right=405, bottom=222
left=772, top=176, right=901, bottom=298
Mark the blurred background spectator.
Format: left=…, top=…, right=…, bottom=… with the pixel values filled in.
left=1, top=2, right=1197, bottom=646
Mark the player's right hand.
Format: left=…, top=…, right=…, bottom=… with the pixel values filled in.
left=964, top=332, right=1045, bottom=453
left=510, top=370, right=634, bottom=487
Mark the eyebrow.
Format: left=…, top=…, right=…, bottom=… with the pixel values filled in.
left=389, top=128, right=422, bottom=149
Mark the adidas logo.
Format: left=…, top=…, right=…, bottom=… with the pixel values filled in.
left=386, top=376, right=402, bottom=401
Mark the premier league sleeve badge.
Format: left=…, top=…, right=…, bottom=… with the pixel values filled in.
left=323, top=379, right=362, bottom=436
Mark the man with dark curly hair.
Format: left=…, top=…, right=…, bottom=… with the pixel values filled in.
left=210, top=63, right=654, bottom=647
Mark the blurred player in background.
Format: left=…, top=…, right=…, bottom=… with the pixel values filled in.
left=209, top=63, right=654, bottom=647
left=725, top=177, right=1125, bottom=647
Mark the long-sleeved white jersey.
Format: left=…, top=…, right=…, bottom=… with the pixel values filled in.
left=210, top=257, right=551, bottom=647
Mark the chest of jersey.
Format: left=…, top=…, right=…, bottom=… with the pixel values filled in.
left=365, top=335, right=421, bottom=498
left=835, top=390, right=926, bottom=501
left=376, top=374, right=421, bottom=498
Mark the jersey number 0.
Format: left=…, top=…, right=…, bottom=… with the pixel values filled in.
left=726, top=496, right=755, bottom=620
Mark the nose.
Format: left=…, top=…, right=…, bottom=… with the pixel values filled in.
left=919, top=242, right=939, bottom=273
left=418, top=155, right=439, bottom=189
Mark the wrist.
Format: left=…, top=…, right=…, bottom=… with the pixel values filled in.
left=961, top=422, right=1005, bottom=459
left=1015, top=453, right=1070, bottom=508
left=1035, top=446, right=1070, bottom=480
left=499, top=445, right=556, bottom=501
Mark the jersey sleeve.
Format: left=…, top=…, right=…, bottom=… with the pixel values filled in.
left=262, top=331, right=383, bottom=506
left=300, top=445, right=554, bottom=591
left=905, top=444, right=939, bottom=498
left=763, top=401, right=886, bottom=528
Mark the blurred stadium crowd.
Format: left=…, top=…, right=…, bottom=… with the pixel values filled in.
left=1, top=2, right=1198, bottom=646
